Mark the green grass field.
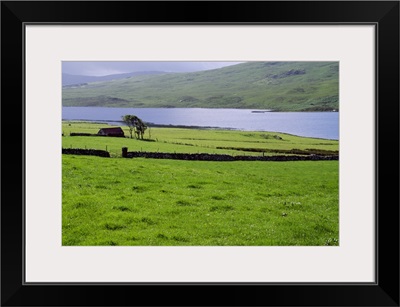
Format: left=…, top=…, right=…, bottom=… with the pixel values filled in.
left=62, top=121, right=339, bottom=246
left=62, top=121, right=339, bottom=157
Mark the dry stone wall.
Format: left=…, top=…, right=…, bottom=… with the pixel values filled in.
left=125, top=151, right=338, bottom=161
left=62, top=148, right=110, bottom=157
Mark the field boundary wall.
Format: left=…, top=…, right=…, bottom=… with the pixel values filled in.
left=62, top=148, right=110, bottom=157
left=125, top=151, right=338, bottom=161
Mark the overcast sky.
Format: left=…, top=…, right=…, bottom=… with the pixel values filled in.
left=62, top=61, right=243, bottom=76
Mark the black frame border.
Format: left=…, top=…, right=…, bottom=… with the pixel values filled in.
left=1, top=1, right=399, bottom=306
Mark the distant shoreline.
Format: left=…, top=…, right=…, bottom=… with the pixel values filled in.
left=62, top=119, right=232, bottom=130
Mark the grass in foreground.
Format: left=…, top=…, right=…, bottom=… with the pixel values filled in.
left=62, top=155, right=338, bottom=246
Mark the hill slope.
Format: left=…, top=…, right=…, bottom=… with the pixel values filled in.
left=62, top=62, right=339, bottom=111
left=62, top=71, right=166, bottom=86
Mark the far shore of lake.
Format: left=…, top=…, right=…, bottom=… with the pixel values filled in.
left=63, top=107, right=339, bottom=140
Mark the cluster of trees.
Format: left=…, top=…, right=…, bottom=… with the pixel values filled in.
left=122, top=115, right=147, bottom=139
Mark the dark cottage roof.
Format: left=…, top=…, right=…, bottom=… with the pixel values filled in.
left=98, top=127, right=125, bottom=135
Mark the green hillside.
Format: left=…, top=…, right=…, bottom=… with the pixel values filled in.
left=62, top=62, right=339, bottom=111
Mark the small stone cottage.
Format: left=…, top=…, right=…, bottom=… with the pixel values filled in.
left=97, top=127, right=125, bottom=137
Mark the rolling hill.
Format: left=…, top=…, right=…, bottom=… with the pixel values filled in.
left=62, top=62, right=339, bottom=111
left=62, top=71, right=166, bottom=86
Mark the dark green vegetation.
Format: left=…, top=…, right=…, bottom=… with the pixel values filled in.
left=62, top=122, right=339, bottom=246
left=62, top=62, right=339, bottom=111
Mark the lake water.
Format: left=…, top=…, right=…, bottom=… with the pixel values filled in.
left=62, top=107, right=339, bottom=140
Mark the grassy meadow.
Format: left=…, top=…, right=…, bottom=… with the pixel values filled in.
left=62, top=121, right=339, bottom=246
left=62, top=121, right=339, bottom=157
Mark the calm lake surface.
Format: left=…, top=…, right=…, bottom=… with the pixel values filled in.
left=62, top=107, right=339, bottom=140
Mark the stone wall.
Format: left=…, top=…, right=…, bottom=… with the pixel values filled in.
left=125, top=151, right=338, bottom=161
left=69, top=133, right=97, bottom=136
left=69, top=133, right=125, bottom=138
left=62, top=148, right=110, bottom=157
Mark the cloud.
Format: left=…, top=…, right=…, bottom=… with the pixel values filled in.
left=62, top=61, right=243, bottom=76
